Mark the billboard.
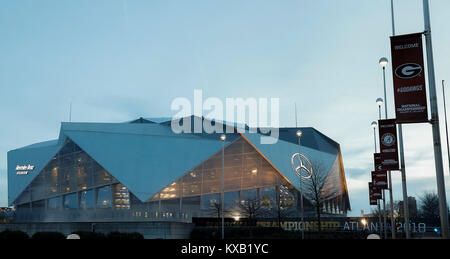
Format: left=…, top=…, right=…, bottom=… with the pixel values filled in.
left=390, top=33, right=428, bottom=124
left=378, top=119, right=400, bottom=170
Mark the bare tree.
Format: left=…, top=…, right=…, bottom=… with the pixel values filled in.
left=370, top=205, right=384, bottom=219
left=205, top=194, right=229, bottom=219
left=418, top=191, right=440, bottom=220
left=238, top=198, right=263, bottom=219
left=209, top=201, right=222, bottom=219
left=272, top=185, right=297, bottom=228
left=302, top=160, right=328, bottom=232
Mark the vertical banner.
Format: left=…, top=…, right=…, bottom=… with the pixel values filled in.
left=379, top=119, right=400, bottom=170
left=390, top=33, right=428, bottom=123
left=374, top=153, right=382, bottom=171
left=369, top=182, right=381, bottom=205
left=372, top=171, right=388, bottom=189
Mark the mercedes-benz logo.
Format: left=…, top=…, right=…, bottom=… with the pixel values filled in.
left=291, top=153, right=313, bottom=180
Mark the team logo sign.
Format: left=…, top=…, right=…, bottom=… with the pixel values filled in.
left=381, top=133, right=396, bottom=147
left=390, top=33, right=428, bottom=123
left=395, top=63, right=422, bottom=79
left=291, top=153, right=313, bottom=180
left=378, top=119, right=400, bottom=170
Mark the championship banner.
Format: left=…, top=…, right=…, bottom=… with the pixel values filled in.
left=372, top=171, right=388, bottom=190
left=369, top=194, right=378, bottom=206
left=369, top=182, right=382, bottom=204
left=374, top=153, right=382, bottom=171
left=378, top=119, right=400, bottom=170
left=390, top=33, right=428, bottom=123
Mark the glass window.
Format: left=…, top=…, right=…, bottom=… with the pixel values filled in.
left=112, top=184, right=130, bottom=210
left=183, top=183, right=201, bottom=197
left=201, top=193, right=220, bottom=210
left=47, top=167, right=60, bottom=196
left=147, top=201, right=160, bottom=218
left=159, top=181, right=180, bottom=200
left=63, top=193, right=78, bottom=209
left=241, top=189, right=258, bottom=202
left=224, top=191, right=239, bottom=209
left=97, top=186, right=112, bottom=208
left=76, top=165, right=88, bottom=190
left=48, top=197, right=61, bottom=210
left=261, top=187, right=276, bottom=209
left=160, top=198, right=179, bottom=214
left=32, top=200, right=45, bottom=210
left=182, top=196, right=200, bottom=210
left=80, top=190, right=94, bottom=209
left=279, top=185, right=296, bottom=209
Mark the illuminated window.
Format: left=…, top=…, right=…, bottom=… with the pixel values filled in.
left=201, top=193, right=220, bottom=210
left=112, top=184, right=130, bottom=210
left=80, top=190, right=94, bottom=209
left=96, top=186, right=112, bottom=208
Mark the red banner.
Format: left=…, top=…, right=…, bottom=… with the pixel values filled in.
left=390, top=33, right=428, bottom=123
left=378, top=119, right=400, bottom=170
left=374, top=153, right=382, bottom=171
left=372, top=171, right=388, bottom=190
left=369, top=182, right=381, bottom=205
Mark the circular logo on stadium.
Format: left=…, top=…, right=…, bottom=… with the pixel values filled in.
left=381, top=133, right=396, bottom=147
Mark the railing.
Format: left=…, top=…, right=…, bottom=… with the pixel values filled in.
left=12, top=209, right=194, bottom=223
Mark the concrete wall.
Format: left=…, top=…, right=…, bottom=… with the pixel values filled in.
left=0, top=221, right=195, bottom=239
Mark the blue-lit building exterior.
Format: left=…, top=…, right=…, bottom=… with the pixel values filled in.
left=7, top=116, right=350, bottom=223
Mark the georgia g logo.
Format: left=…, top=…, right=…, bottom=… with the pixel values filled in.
left=395, top=63, right=422, bottom=79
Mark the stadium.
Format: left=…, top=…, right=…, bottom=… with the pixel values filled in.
left=6, top=116, right=350, bottom=238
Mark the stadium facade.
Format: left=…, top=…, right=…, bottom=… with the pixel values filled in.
left=7, top=116, right=350, bottom=225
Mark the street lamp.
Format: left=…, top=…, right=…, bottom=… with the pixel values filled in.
left=379, top=56, right=395, bottom=239
left=379, top=57, right=388, bottom=68
left=371, top=121, right=383, bottom=237
left=371, top=121, right=378, bottom=152
left=376, top=98, right=384, bottom=120
left=296, top=130, right=305, bottom=240
left=220, top=134, right=226, bottom=240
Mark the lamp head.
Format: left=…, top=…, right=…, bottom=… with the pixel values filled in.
left=379, top=57, right=388, bottom=68
left=296, top=130, right=303, bottom=138
left=376, top=98, right=384, bottom=107
left=371, top=121, right=378, bottom=128
left=220, top=134, right=226, bottom=141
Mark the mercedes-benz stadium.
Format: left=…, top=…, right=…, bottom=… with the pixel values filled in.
left=6, top=116, right=350, bottom=238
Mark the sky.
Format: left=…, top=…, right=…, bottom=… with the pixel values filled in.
left=1, top=0, right=450, bottom=216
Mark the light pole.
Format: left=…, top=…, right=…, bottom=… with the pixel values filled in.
left=220, top=134, right=226, bottom=240
left=389, top=0, right=410, bottom=239
left=372, top=121, right=383, bottom=238
left=296, top=130, right=305, bottom=240
left=372, top=121, right=378, bottom=152
left=443, top=80, right=450, bottom=176
left=423, top=0, right=449, bottom=239
left=379, top=57, right=396, bottom=239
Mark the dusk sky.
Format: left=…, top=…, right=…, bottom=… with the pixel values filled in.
left=1, top=0, right=450, bottom=216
